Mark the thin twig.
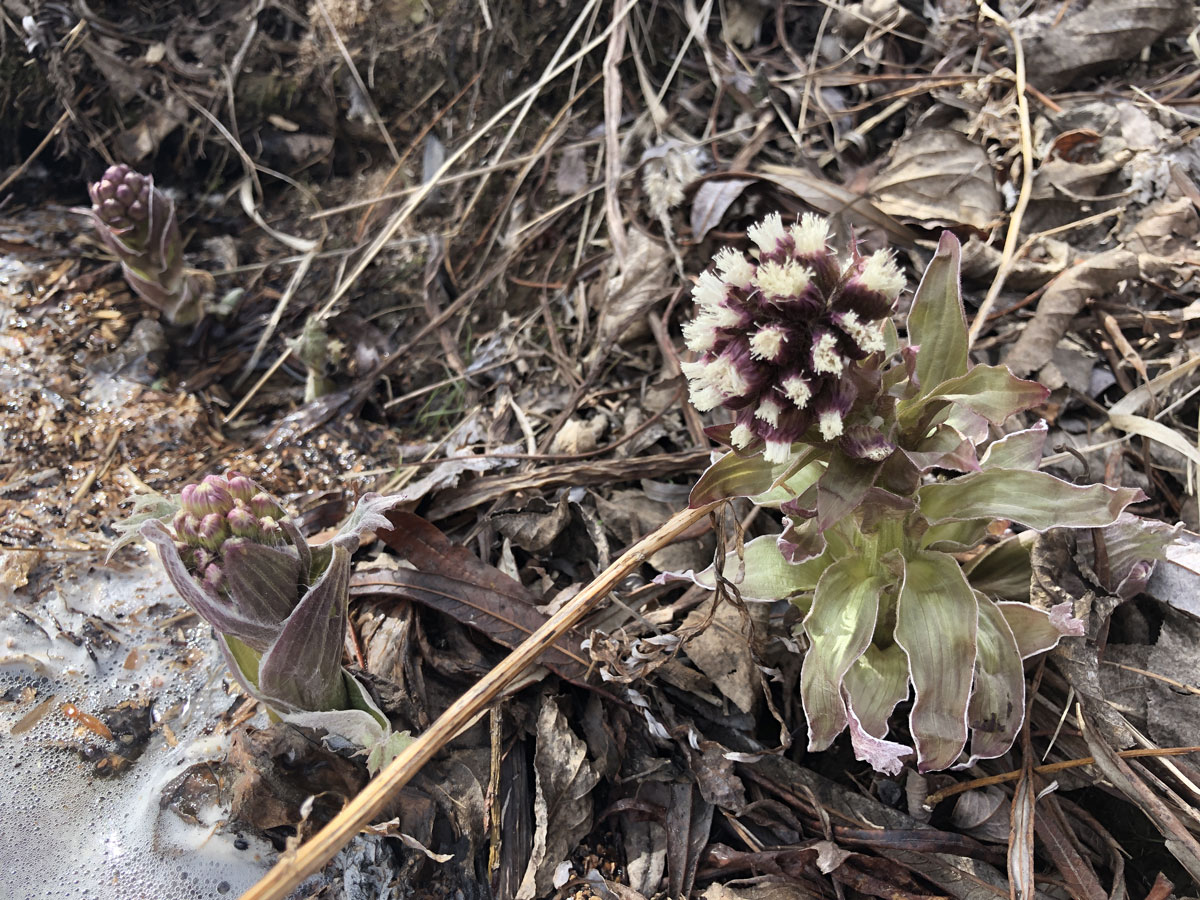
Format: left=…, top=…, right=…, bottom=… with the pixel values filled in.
left=967, top=2, right=1034, bottom=348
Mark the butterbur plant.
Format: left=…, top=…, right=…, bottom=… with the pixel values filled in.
left=678, top=221, right=1153, bottom=773
left=89, top=163, right=207, bottom=325
left=125, top=472, right=404, bottom=761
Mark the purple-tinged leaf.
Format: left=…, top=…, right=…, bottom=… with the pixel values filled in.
left=802, top=558, right=889, bottom=750
left=843, top=645, right=912, bottom=775
left=907, top=232, right=967, bottom=395
left=924, top=365, right=1049, bottom=426
left=660, top=534, right=830, bottom=601
left=140, top=519, right=278, bottom=650
left=965, top=594, right=1025, bottom=765
left=221, top=539, right=302, bottom=632
left=979, top=420, right=1049, bottom=471
left=258, top=544, right=351, bottom=712
left=690, top=447, right=817, bottom=507
left=997, top=601, right=1082, bottom=659
left=1095, top=513, right=1178, bottom=599
left=962, top=532, right=1035, bottom=601
left=778, top=518, right=828, bottom=565
left=816, top=450, right=882, bottom=530
left=904, top=423, right=980, bottom=473
left=894, top=551, right=979, bottom=772
left=918, top=469, right=1146, bottom=531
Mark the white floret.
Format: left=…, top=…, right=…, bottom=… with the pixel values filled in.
left=714, top=248, right=754, bottom=287
left=748, top=324, right=789, bottom=361
left=781, top=376, right=812, bottom=409
left=747, top=213, right=787, bottom=253
left=730, top=423, right=755, bottom=449
left=763, top=439, right=792, bottom=464
left=859, top=251, right=905, bottom=299
left=818, top=410, right=844, bottom=441
left=693, top=270, right=727, bottom=308
left=753, top=260, right=812, bottom=299
left=811, top=332, right=845, bottom=376
left=789, top=213, right=830, bottom=255
left=754, top=397, right=783, bottom=427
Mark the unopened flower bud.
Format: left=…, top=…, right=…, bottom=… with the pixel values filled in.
left=187, top=476, right=234, bottom=518
left=202, top=562, right=224, bottom=593
left=841, top=425, right=895, bottom=463
left=226, top=472, right=257, bottom=503
left=227, top=506, right=258, bottom=538
left=249, top=493, right=284, bottom=521
left=196, top=513, right=227, bottom=550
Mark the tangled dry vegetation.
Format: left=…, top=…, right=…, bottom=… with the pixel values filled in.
left=4, top=0, right=1200, bottom=897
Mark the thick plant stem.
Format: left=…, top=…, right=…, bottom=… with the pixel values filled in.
left=241, top=500, right=718, bottom=900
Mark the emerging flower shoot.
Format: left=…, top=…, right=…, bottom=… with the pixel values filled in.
left=88, top=164, right=206, bottom=325
left=137, top=471, right=398, bottom=717
left=679, top=221, right=1159, bottom=773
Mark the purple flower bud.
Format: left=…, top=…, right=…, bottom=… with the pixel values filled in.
left=249, top=493, right=283, bottom=521
left=227, top=506, right=258, bottom=538
left=197, top=513, right=227, bottom=550
left=187, top=476, right=234, bottom=517
left=202, top=562, right=225, bottom=594
left=841, top=425, right=895, bottom=462
left=258, top=517, right=281, bottom=541
left=226, top=472, right=257, bottom=503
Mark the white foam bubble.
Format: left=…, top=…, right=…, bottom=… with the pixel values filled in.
left=0, top=563, right=275, bottom=899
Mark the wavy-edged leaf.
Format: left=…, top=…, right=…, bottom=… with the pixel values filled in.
left=924, top=365, right=1049, bottom=426
left=979, top=420, right=1048, bottom=471
left=962, top=532, right=1035, bottom=601
left=965, top=593, right=1025, bottom=765
left=259, top=544, right=351, bottom=712
left=778, top=518, right=829, bottom=566
left=843, top=644, right=912, bottom=775
left=921, top=518, right=990, bottom=552
left=907, top=232, right=967, bottom=394
left=997, top=601, right=1081, bottom=658
left=802, top=558, right=889, bottom=750
left=140, top=519, right=278, bottom=651
left=894, top=550, right=979, bottom=772
left=661, top=533, right=830, bottom=601
left=360, top=511, right=589, bottom=681
left=691, top=447, right=816, bottom=506
left=904, top=423, right=980, bottom=474
left=918, top=469, right=1145, bottom=531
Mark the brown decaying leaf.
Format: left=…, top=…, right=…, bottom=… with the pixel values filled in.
left=515, top=694, right=600, bottom=899
left=1003, top=249, right=1139, bottom=378
left=867, top=129, right=1001, bottom=231
left=354, top=511, right=591, bottom=682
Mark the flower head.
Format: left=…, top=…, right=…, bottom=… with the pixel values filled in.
left=88, top=164, right=205, bottom=325
left=682, top=213, right=904, bottom=463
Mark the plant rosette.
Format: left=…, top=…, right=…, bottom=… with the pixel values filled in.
left=113, top=472, right=410, bottom=771
left=671, top=221, right=1163, bottom=773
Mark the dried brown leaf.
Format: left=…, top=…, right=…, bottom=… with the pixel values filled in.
left=515, top=694, right=600, bottom=899
left=354, top=512, right=591, bottom=682
left=867, top=129, right=1001, bottom=230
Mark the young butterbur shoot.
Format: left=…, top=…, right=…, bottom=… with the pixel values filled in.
left=88, top=164, right=208, bottom=325
left=123, top=472, right=408, bottom=769
left=678, top=215, right=1154, bottom=773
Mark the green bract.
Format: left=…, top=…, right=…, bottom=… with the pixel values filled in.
left=680, top=227, right=1151, bottom=773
